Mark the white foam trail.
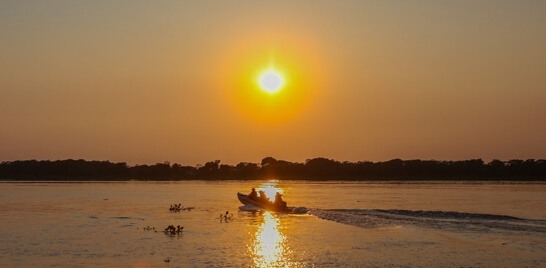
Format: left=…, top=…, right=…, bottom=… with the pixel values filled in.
left=309, top=208, right=546, bottom=233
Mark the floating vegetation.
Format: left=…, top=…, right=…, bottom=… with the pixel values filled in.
left=141, top=226, right=155, bottom=231
left=220, top=211, right=234, bottom=222
left=169, top=204, right=182, bottom=212
left=170, top=203, right=195, bottom=212
left=164, top=225, right=183, bottom=235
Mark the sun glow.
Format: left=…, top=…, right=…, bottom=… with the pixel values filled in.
left=258, top=69, right=285, bottom=94
left=217, top=33, right=328, bottom=124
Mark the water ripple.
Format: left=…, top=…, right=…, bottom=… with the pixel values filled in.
left=310, top=208, right=546, bottom=233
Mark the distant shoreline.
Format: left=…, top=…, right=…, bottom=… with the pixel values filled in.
left=1, top=158, right=545, bottom=181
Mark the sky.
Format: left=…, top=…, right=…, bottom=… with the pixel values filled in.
left=1, top=1, right=545, bottom=166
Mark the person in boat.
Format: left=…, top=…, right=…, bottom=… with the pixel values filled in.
left=258, top=190, right=270, bottom=204
left=274, top=192, right=287, bottom=210
left=248, top=188, right=258, bottom=201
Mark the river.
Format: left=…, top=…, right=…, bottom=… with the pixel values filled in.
left=1, top=180, right=545, bottom=267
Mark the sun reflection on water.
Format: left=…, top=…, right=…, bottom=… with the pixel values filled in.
left=250, top=211, right=290, bottom=267
left=256, top=180, right=284, bottom=202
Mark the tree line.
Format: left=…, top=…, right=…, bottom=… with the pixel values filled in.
left=0, top=157, right=545, bottom=181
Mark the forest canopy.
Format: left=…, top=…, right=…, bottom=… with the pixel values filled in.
left=1, top=158, right=545, bottom=181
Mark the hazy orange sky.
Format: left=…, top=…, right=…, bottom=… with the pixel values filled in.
left=1, top=1, right=545, bottom=165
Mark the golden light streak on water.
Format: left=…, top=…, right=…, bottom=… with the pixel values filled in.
left=250, top=211, right=290, bottom=267
left=257, top=180, right=283, bottom=202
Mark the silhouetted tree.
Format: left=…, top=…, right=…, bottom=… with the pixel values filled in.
left=197, top=160, right=221, bottom=178
left=1, top=158, right=546, bottom=181
left=261, top=157, right=277, bottom=167
left=219, top=164, right=236, bottom=178
left=236, top=162, right=259, bottom=178
left=305, top=158, right=340, bottom=178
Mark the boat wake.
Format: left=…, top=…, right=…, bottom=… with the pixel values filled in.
left=309, top=208, right=546, bottom=233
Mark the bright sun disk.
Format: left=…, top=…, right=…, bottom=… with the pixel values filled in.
left=258, top=69, right=284, bottom=94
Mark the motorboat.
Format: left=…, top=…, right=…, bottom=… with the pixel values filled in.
left=237, top=192, right=307, bottom=214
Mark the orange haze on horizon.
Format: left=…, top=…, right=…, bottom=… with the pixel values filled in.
left=1, top=1, right=545, bottom=166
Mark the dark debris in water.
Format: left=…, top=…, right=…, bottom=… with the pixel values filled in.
left=220, top=211, right=234, bottom=222
left=169, top=203, right=195, bottom=212
left=164, top=224, right=183, bottom=235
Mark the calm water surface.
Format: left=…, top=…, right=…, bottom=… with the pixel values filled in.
left=1, top=180, right=545, bottom=267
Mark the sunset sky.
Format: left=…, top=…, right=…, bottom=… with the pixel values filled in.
left=1, top=1, right=545, bottom=166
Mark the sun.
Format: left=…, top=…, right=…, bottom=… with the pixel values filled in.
left=217, top=35, right=328, bottom=123
left=258, top=69, right=285, bottom=94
